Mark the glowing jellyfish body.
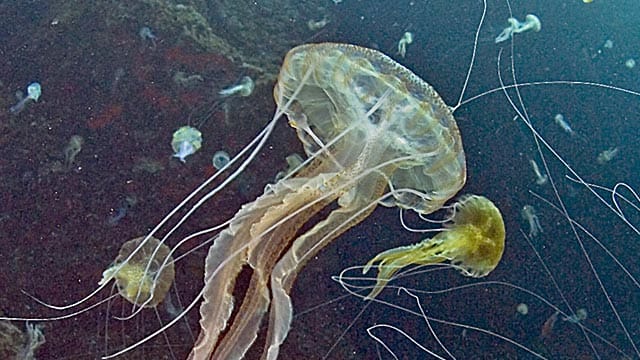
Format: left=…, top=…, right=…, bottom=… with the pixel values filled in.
left=192, top=43, right=466, bottom=359
left=99, top=236, right=175, bottom=307
left=363, top=195, right=504, bottom=299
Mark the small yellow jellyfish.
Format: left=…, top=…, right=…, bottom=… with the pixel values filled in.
left=363, top=195, right=505, bottom=299
left=171, top=125, right=202, bottom=163
left=99, top=236, right=175, bottom=307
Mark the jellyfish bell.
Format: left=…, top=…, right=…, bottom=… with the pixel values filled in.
left=99, top=235, right=175, bottom=308
left=518, top=14, right=541, bottom=33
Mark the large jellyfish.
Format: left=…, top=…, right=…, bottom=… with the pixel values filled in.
left=191, top=42, right=467, bottom=360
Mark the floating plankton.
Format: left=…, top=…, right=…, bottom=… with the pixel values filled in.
left=9, top=82, right=41, bottom=114
left=212, top=150, right=230, bottom=170
left=171, top=126, right=202, bottom=163
left=397, top=31, right=414, bottom=58
left=597, top=147, right=619, bottom=164
left=495, top=14, right=541, bottom=43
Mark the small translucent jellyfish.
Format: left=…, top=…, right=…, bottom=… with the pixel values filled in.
left=138, top=26, right=157, bottom=48
left=9, top=82, right=41, bottom=114
left=529, top=159, right=548, bottom=185
left=495, top=14, right=541, bottom=43
left=597, top=147, right=619, bottom=164
left=397, top=31, right=414, bottom=58
left=63, top=135, right=84, bottom=168
left=212, top=150, right=230, bottom=170
left=521, top=205, right=542, bottom=237
left=307, top=16, right=329, bottom=31
left=364, top=195, right=505, bottom=299
left=553, top=113, right=574, bottom=135
left=625, top=58, right=636, bottom=69
left=218, top=76, right=254, bottom=97
left=516, top=303, right=529, bottom=315
left=99, top=236, right=175, bottom=307
left=171, top=126, right=202, bottom=163
left=563, top=308, right=588, bottom=323
left=603, top=39, right=613, bottom=49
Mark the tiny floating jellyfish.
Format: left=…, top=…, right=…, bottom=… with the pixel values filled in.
left=0, top=321, right=45, bottom=359
left=495, top=14, right=541, bottom=43
left=603, top=39, right=613, bottom=49
left=63, top=135, right=84, bottom=168
left=563, top=308, right=588, bottom=323
left=274, top=153, right=304, bottom=181
left=218, top=76, right=254, bottom=98
left=625, top=58, right=636, bottom=69
left=138, top=26, right=157, bottom=49
left=516, top=303, right=529, bottom=316
left=307, top=16, right=329, bottom=31
left=554, top=113, right=574, bottom=136
left=363, top=195, right=505, bottom=299
left=212, top=150, right=230, bottom=170
left=521, top=205, right=542, bottom=237
left=397, top=31, right=414, bottom=58
left=529, top=159, right=548, bottom=185
left=9, top=82, right=41, bottom=114
left=171, top=126, right=202, bottom=163
left=597, top=147, right=619, bottom=164
left=99, top=236, right=175, bottom=307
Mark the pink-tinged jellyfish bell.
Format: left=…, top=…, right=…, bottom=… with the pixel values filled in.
left=171, top=125, right=202, bottom=163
